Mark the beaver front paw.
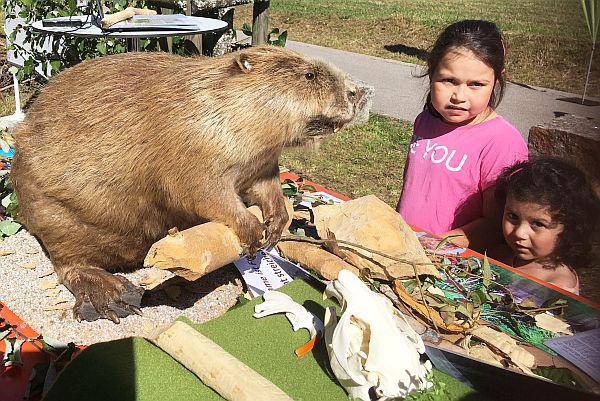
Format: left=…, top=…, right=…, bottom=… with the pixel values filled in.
left=263, top=209, right=288, bottom=250
left=235, top=214, right=266, bottom=257
left=65, top=267, right=144, bottom=323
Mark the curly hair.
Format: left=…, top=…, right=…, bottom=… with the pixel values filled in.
left=495, top=157, right=600, bottom=270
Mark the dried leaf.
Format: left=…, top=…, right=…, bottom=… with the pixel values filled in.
left=38, top=269, right=55, bottom=278
left=426, top=285, right=446, bottom=297
left=25, top=248, right=39, bottom=255
left=467, top=344, right=504, bottom=368
left=44, top=288, right=61, bottom=298
left=40, top=280, right=59, bottom=290
left=0, top=249, right=15, bottom=256
left=534, top=313, right=572, bottom=335
left=393, top=279, right=469, bottom=333
left=470, top=326, right=535, bottom=374
left=48, top=298, right=68, bottom=306
left=19, top=263, right=36, bottom=270
left=42, top=303, right=72, bottom=311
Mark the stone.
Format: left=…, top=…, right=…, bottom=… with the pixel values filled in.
left=528, top=113, right=600, bottom=195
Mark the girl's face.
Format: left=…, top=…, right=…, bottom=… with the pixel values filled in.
left=502, top=196, right=564, bottom=262
left=430, top=48, right=496, bottom=125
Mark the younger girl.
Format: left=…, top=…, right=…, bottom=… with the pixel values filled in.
left=491, top=157, right=600, bottom=294
left=397, top=20, right=528, bottom=251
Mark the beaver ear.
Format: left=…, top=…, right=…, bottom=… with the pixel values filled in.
left=234, top=53, right=253, bottom=73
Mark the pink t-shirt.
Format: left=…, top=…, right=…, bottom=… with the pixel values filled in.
left=397, top=110, right=528, bottom=235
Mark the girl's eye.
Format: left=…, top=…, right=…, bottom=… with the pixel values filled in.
left=442, top=78, right=454, bottom=83
left=532, top=221, right=547, bottom=228
left=305, top=72, right=315, bottom=80
left=470, top=82, right=484, bottom=87
left=506, top=212, right=518, bottom=221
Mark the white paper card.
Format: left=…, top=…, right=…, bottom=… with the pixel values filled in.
left=234, top=249, right=306, bottom=297
left=544, top=328, right=600, bottom=382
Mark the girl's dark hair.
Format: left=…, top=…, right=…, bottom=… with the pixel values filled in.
left=495, top=157, right=600, bottom=270
left=424, top=20, right=506, bottom=116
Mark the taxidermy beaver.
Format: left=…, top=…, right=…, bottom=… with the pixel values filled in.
left=11, top=45, right=369, bottom=323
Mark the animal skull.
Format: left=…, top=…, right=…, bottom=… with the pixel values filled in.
left=324, top=269, right=432, bottom=400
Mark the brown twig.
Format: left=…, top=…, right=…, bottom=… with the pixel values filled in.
left=279, top=234, right=437, bottom=268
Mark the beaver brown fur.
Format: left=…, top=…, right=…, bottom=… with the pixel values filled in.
left=11, top=46, right=368, bottom=323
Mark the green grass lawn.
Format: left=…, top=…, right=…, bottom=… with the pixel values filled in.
left=237, top=0, right=599, bottom=97
left=281, top=114, right=413, bottom=207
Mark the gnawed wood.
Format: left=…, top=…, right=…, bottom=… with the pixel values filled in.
left=276, top=241, right=359, bottom=280
left=147, top=321, right=294, bottom=401
left=144, top=201, right=293, bottom=281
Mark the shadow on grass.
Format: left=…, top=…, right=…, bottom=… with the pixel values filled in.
left=384, top=44, right=429, bottom=61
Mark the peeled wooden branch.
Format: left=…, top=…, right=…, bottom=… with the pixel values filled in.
left=144, top=201, right=292, bottom=281
left=276, top=241, right=359, bottom=280
left=101, top=7, right=157, bottom=28
left=147, top=321, right=294, bottom=401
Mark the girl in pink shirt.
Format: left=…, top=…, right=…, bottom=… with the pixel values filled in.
left=490, top=158, right=600, bottom=295
left=397, top=20, right=528, bottom=252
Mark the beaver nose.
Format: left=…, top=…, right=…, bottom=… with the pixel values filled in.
left=347, top=90, right=357, bottom=101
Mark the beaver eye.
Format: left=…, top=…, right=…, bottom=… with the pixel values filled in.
left=305, top=72, right=315, bottom=80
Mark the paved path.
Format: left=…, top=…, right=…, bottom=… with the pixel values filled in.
left=287, top=40, right=599, bottom=138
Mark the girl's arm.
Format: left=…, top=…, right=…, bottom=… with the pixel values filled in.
left=442, top=186, right=504, bottom=253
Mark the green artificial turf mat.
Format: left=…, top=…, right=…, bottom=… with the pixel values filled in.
left=44, top=279, right=485, bottom=401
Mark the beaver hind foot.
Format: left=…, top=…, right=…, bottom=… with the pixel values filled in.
left=60, top=264, right=144, bottom=323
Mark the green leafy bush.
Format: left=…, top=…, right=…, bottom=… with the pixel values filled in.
left=3, top=0, right=154, bottom=80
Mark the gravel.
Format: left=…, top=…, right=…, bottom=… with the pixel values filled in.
left=0, top=230, right=243, bottom=345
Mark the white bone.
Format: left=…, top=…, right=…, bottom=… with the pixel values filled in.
left=324, top=269, right=432, bottom=400
left=253, top=291, right=324, bottom=339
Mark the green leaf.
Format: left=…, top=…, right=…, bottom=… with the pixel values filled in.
left=533, top=366, right=586, bottom=389
left=402, top=279, right=417, bottom=294
left=274, top=30, right=288, bottom=47
left=50, top=60, right=62, bottom=72
left=96, top=41, right=107, bottom=55
left=301, top=184, right=316, bottom=192
left=482, top=252, right=491, bottom=288
left=0, top=220, right=21, bottom=236
left=519, top=297, right=537, bottom=309
left=434, top=234, right=463, bottom=252
left=242, top=23, right=252, bottom=36
left=1, top=194, right=12, bottom=208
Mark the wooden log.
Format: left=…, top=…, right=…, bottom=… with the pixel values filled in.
left=147, top=321, right=294, bottom=401
left=101, top=7, right=157, bottom=28
left=276, top=241, right=359, bottom=280
left=144, top=201, right=293, bottom=281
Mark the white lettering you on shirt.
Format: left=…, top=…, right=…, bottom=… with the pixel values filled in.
left=411, top=136, right=468, bottom=172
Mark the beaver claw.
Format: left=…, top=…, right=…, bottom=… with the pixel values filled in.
left=67, top=267, right=144, bottom=323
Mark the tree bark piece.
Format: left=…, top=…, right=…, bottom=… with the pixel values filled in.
left=147, top=321, right=294, bottom=401
left=313, top=195, right=439, bottom=279
left=276, top=241, right=359, bottom=280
